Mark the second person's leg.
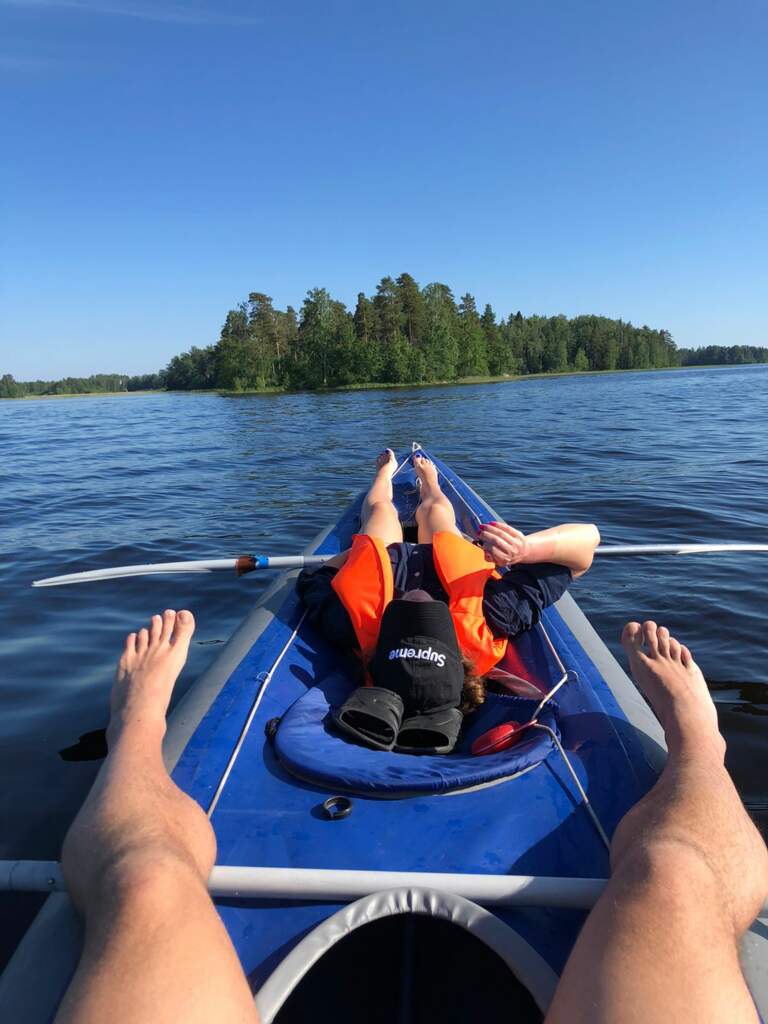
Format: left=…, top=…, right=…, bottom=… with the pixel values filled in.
left=360, top=448, right=403, bottom=545
left=414, top=455, right=461, bottom=542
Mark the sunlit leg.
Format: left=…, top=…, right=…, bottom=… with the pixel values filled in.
left=55, top=610, right=259, bottom=1024
left=413, top=455, right=461, bottom=542
left=360, top=448, right=403, bottom=545
left=545, top=622, right=768, bottom=1024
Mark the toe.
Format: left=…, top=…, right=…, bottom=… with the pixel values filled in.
left=170, top=609, right=196, bottom=651
left=642, top=620, right=659, bottom=656
left=620, top=621, right=643, bottom=653
left=136, top=627, right=149, bottom=655
left=120, top=632, right=137, bottom=669
left=160, top=609, right=176, bottom=642
left=657, top=626, right=671, bottom=657
left=668, top=637, right=681, bottom=661
left=680, top=644, right=693, bottom=668
left=149, top=614, right=163, bottom=645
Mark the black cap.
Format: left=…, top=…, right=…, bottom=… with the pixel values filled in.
left=369, top=597, right=464, bottom=715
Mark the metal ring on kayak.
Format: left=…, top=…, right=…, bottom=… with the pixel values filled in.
left=322, top=796, right=352, bottom=820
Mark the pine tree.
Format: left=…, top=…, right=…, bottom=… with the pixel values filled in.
left=481, top=303, right=511, bottom=375
left=542, top=315, right=570, bottom=372
left=395, top=272, right=425, bottom=345
left=457, top=294, right=489, bottom=376
left=247, top=292, right=279, bottom=386
left=573, top=347, right=589, bottom=372
left=422, top=283, right=459, bottom=380
left=215, top=304, right=257, bottom=389
left=372, top=276, right=402, bottom=344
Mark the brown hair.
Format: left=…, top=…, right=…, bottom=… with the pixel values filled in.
left=459, top=658, right=487, bottom=715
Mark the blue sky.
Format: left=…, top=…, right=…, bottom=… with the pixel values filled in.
left=1, top=0, right=766, bottom=377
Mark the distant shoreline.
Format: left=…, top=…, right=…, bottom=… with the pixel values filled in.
left=4, top=361, right=766, bottom=402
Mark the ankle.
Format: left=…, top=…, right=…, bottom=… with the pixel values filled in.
left=663, top=722, right=726, bottom=763
left=106, top=712, right=167, bottom=752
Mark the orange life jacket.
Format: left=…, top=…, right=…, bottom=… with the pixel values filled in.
left=330, top=531, right=508, bottom=676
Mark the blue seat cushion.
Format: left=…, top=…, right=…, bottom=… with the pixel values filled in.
left=274, top=672, right=560, bottom=796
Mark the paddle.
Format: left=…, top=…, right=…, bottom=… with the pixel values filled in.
left=31, top=543, right=768, bottom=588
left=32, top=554, right=328, bottom=587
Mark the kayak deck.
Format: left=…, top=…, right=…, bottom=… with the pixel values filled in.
left=9, top=446, right=766, bottom=1021
left=170, top=447, right=661, bottom=997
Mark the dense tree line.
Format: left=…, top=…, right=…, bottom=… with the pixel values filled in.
left=0, top=372, right=163, bottom=398
left=3, top=276, right=766, bottom=399
left=160, top=274, right=682, bottom=391
left=678, top=345, right=768, bottom=366
left=0, top=372, right=164, bottom=398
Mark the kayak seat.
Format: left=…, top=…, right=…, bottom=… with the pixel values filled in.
left=273, top=671, right=561, bottom=796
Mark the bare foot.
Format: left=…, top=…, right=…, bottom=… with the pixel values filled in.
left=63, top=608, right=212, bottom=911
left=621, top=620, right=720, bottom=750
left=108, top=609, right=195, bottom=745
left=618, top=619, right=768, bottom=933
left=375, top=448, right=397, bottom=478
left=413, top=453, right=440, bottom=494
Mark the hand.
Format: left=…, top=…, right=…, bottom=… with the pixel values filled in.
left=479, top=522, right=528, bottom=567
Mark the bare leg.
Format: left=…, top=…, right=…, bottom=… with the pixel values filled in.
left=359, top=448, right=403, bottom=545
left=56, top=610, right=258, bottom=1024
left=413, top=455, right=461, bottom=542
left=545, top=621, right=768, bottom=1024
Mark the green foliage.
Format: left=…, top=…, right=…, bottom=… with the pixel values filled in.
left=0, top=372, right=164, bottom=397
left=164, top=346, right=217, bottom=390
left=573, top=348, right=590, bottom=372
left=0, top=374, right=22, bottom=398
left=457, top=294, right=489, bottom=377
left=678, top=345, right=768, bottom=366
left=13, top=273, right=764, bottom=401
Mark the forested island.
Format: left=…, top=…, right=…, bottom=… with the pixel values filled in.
left=3, top=274, right=767, bottom=398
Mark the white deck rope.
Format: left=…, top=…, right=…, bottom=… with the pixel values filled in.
left=410, top=448, right=612, bottom=854
left=528, top=620, right=612, bottom=852
left=206, top=609, right=308, bottom=818
left=532, top=722, right=612, bottom=852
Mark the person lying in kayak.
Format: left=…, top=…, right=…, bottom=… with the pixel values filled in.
left=53, top=611, right=768, bottom=1023
left=297, top=450, right=600, bottom=753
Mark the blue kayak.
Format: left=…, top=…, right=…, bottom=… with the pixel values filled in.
left=3, top=444, right=767, bottom=1021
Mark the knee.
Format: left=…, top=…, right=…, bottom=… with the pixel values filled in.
left=98, top=846, right=210, bottom=912
left=611, top=836, right=719, bottom=906
left=365, top=499, right=395, bottom=515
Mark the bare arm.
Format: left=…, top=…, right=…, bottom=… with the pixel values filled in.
left=480, top=522, right=601, bottom=577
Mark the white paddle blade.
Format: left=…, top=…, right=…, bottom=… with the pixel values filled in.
left=32, top=559, right=242, bottom=587
left=32, top=554, right=329, bottom=587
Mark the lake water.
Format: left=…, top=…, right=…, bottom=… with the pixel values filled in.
left=2, top=365, right=767, bottom=967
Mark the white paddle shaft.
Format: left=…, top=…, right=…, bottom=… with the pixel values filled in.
left=596, top=543, right=768, bottom=556
left=30, top=543, right=768, bottom=587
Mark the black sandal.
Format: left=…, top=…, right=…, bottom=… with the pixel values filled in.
left=394, top=707, right=463, bottom=755
left=331, top=687, right=404, bottom=751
